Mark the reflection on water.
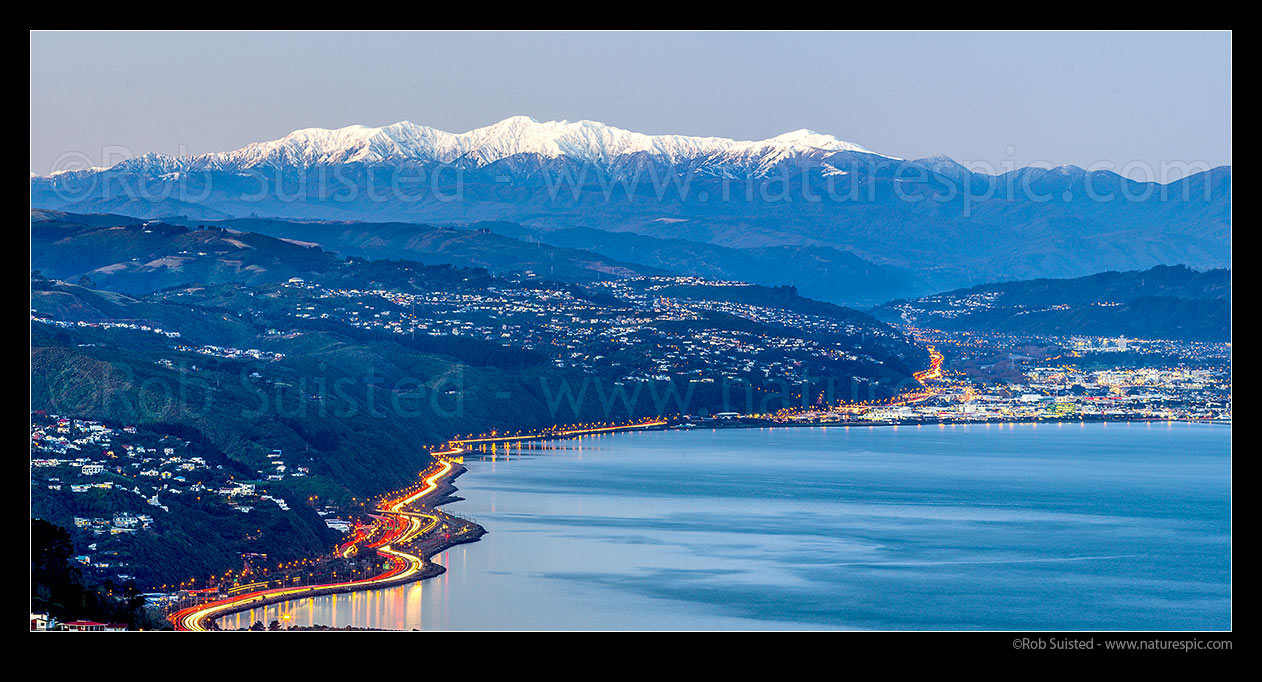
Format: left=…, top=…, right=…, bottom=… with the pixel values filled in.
left=217, top=577, right=431, bottom=631
left=217, top=422, right=1232, bottom=631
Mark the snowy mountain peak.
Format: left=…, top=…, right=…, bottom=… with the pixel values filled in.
left=93, top=116, right=889, bottom=177
left=764, top=129, right=857, bottom=150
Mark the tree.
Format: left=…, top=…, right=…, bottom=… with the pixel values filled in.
left=31, top=519, right=163, bottom=628
left=31, top=519, right=82, bottom=617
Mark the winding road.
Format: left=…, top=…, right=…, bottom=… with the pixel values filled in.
left=171, top=457, right=456, bottom=631
left=170, top=420, right=700, bottom=631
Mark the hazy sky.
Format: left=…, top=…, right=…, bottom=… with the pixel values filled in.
left=30, top=31, right=1231, bottom=179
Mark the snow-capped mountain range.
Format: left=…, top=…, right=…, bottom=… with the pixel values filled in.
left=28, top=115, right=1230, bottom=299
left=48, top=116, right=887, bottom=178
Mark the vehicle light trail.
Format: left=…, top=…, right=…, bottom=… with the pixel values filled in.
left=172, top=455, right=458, bottom=631
left=173, top=419, right=691, bottom=631
left=914, top=345, right=944, bottom=384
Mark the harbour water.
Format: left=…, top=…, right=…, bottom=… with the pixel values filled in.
left=217, top=422, right=1231, bottom=630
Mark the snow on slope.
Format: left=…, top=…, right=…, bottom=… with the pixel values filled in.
left=93, top=116, right=889, bottom=177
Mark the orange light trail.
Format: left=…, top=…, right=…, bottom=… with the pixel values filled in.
left=172, top=456, right=455, bottom=631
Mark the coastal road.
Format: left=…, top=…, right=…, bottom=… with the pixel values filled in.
left=172, top=456, right=457, bottom=631
left=173, top=422, right=673, bottom=631
left=449, top=419, right=668, bottom=446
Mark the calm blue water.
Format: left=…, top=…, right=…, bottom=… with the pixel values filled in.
left=219, top=422, right=1231, bottom=630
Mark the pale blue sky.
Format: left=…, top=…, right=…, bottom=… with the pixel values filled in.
left=30, top=31, right=1231, bottom=179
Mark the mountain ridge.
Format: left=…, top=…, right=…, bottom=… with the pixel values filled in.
left=41, top=116, right=884, bottom=178
left=30, top=118, right=1230, bottom=292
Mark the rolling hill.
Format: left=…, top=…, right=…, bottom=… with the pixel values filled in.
left=872, top=265, right=1231, bottom=342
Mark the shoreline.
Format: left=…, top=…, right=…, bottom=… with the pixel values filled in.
left=656, top=415, right=1230, bottom=431
left=185, top=415, right=1227, bottom=630
left=459, top=416, right=1229, bottom=454
left=448, top=417, right=1228, bottom=454
left=184, top=461, right=485, bottom=631
left=227, top=418, right=1230, bottom=632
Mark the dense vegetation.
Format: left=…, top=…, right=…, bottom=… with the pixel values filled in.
left=31, top=519, right=169, bottom=629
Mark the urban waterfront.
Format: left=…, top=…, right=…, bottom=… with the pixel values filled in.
left=217, top=422, right=1231, bottom=631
